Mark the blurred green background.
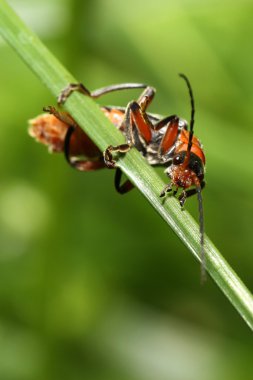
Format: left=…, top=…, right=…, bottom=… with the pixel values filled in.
left=0, top=0, right=253, bottom=379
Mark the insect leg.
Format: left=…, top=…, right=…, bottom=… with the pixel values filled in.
left=125, top=100, right=156, bottom=144
left=43, top=106, right=80, bottom=168
left=104, top=143, right=131, bottom=168
left=178, top=181, right=206, bottom=207
left=103, top=95, right=156, bottom=168
left=121, top=85, right=156, bottom=144
left=58, top=82, right=155, bottom=105
left=103, top=102, right=134, bottom=167
left=156, top=116, right=183, bottom=157
left=153, top=115, right=178, bottom=131
left=43, top=106, right=77, bottom=127
left=137, top=86, right=156, bottom=112
left=160, top=183, right=173, bottom=197
left=114, top=168, right=134, bottom=194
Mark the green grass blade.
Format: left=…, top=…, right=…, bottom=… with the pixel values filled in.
left=0, top=0, right=253, bottom=329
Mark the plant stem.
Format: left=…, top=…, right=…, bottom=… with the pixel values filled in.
left=0, top=0, right=253, bottom=329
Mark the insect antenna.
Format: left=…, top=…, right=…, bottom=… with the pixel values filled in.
left=179, top=73, right=195, bottom=155
left=196, top=184, right=206, bottom=283
left=179, top=74, right=205, bottom=280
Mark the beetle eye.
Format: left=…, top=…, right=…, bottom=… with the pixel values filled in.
left=173, top=153, right=185, bottom=165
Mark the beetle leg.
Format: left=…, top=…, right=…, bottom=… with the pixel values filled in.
left=58, top=82, right=156, bottom=146
left=43, top=106, right=78, bottom=167
left=137, top=86, right=156, bottom=112
left=178, top=190, right=187, bottom=208
left=156, top=116, right=181, bottom=157
left=63, top=125, right=104, bottom=171
left=178, top=181, right=206, bottom=207
left=63, top=125, right=105, bottom=171
left=126, top=101, right=154, bottom=144
left=153, top=115, right=178, bottom=131
left=57, top=83, right=91, bottom=105
left=43, top=106, right=77, bottom=127
left=63, top=125, right=75, bottom=165
left=160, top=183, right=173, bottom=197
left=104, top=143, right=131, bottom=168
left=57, top=81, right=157, bottom=168
left=118, top=85, right=156, bottom=143
left=104, top=96, right=157, bottom=168
left=103, top=89, right=157, bottom=168
left=114, top=168, right=134, bottom=194
left=58, top=82, right=155, bottom=105
left=92, top=83, right=155, bottom=102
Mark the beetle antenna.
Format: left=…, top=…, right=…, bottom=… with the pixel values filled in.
left=179, top=73, right=195, bottom=155
left=196, top=184, right=206, bottom=283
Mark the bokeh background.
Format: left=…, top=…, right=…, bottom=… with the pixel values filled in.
left=0, top=0, right=253, bottom=379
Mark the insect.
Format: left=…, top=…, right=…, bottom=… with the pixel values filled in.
left=29, top=74, right=206, bottom=278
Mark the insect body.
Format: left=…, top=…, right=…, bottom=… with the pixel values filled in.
left=29, top=75, right=206, bottom=278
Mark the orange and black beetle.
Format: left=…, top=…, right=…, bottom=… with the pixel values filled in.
left=29, top=74, right=206, bottom=278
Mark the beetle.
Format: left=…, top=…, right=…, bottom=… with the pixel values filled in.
left=29, top=74, right=206, bottom=278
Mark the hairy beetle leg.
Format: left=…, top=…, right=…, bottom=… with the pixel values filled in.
left=104, top=143, right=131, bottom=168
left=43, top=106, right=77, bottom=127
left=58, top=83, right=91, bottom=105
